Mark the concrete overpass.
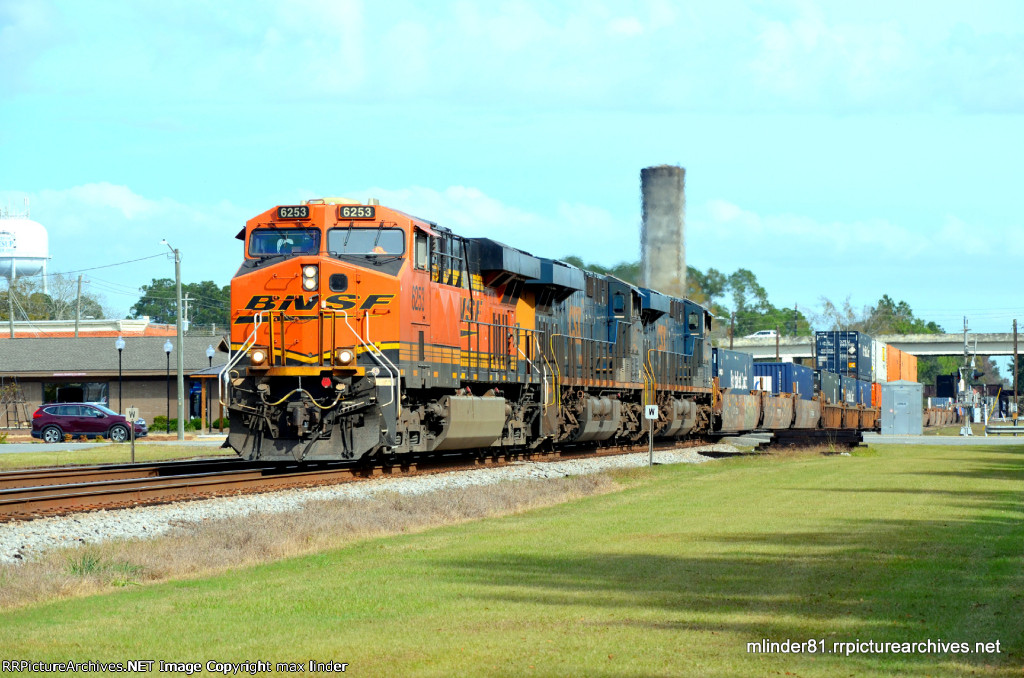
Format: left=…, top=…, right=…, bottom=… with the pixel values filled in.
left=729, top=333, right=1017, bottom=361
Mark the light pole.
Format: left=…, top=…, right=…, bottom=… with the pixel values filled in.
left=206, top=344, right=215, bottom=433
left=162, top=239, right=186, bottom=441
left=164, top=339, right=172, bottom=434
left=115, top=335, right=125, bottom=413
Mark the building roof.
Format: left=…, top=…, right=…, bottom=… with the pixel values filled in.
left=0, top=318, right=177, bottom=339
left=0, top=336, right=228, bottom=378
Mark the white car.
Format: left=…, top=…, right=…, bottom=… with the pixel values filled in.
left=744, top=330, right=778, bottom=339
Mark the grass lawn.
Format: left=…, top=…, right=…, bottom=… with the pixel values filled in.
left=0, top=444, right=236, bottom=470
left=1, top=443, right=1021, bottom=677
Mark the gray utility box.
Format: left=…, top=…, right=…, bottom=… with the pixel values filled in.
left=881, top=380, right=924, bottom=435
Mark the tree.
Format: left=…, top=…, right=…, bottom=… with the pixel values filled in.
left=129, top=278, right=230, bottom=327
left=0, top=275, right=106, bottom=322
left=560, top=256, right=810, bottom=340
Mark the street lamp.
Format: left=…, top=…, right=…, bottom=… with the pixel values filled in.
left=162, top=239, right=185, bottom=441
left=164, top=339, right=173, bottom=434
left=206, top=344, right=215, bottom=433
left=115, top=335, right=126, bottom=413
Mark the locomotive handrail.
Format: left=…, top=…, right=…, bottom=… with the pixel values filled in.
left=512, top=329, right=547, bottom=406
left=219, top=312, right=264, bottom=408
left=537, top=335, right=554, bottom=407
left=340, top=310, right=400, bottom=412
left=643, top=348, right=656, bottom=407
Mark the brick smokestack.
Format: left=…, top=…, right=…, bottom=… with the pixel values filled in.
left=640, top=165, right=686, bottom=298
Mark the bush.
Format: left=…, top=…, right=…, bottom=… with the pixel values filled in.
left=152, top=416, right=211, bottom=432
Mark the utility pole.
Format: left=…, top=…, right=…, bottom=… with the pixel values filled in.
left=775, top=324, right=780, bottom=361
left=6, top=280, right=13, bottom=339
left=183, top=293, right=191, bottom=333
left=1014, top=319, right=1018, bottom=419
left=729, top=312, right=735, bottom=350
left=163, top=240, right=186, bottom=441
left=960, top=316, right=973, bottom=436
left=74, top=274, right=82, bottom=337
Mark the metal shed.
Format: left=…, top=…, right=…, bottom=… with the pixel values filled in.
left=881, top=380, right=924, bottom=435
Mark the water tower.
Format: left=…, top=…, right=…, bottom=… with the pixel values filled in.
left=0, top=199, right=49, bottom=289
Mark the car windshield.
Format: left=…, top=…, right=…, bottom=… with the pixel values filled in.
left=327, top=228, right=405, bottom=256
left=249, top=229, right=320, bottom=257
left=91, top=404, right=118, bottom=416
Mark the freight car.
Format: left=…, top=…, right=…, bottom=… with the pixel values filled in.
left=221, top=199, right=877, bottom=462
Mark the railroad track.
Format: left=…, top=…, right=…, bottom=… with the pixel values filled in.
left=0, top=432, right=840, bottom=522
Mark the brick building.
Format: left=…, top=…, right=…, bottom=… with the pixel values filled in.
left=0, top=335, right=227, bottom=428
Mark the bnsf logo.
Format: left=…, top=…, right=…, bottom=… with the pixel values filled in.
left=244, top=294, right=395, bottom=312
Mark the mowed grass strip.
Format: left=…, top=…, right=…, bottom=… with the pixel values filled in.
left=2, top=444, right=1022, bottom=677
left=0, top=444, right=236, bottom=470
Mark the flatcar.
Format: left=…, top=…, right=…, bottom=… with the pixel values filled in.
left=221, top=199, right=877, bottom=462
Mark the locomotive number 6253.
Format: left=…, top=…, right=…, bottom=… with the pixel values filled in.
left=339, top=205, right=376, bottom=219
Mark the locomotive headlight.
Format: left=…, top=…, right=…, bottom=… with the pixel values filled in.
left=251, top=349, right=267, bottom=365
left=302, top=265, right=318, bottom=290
left=335, top=348, right=354, bottom=364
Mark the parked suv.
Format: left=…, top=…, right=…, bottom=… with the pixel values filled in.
left=31, top=403, right=147, bottom=443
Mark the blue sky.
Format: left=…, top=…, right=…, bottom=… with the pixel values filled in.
left=1, top=0, right=1022, bottom=335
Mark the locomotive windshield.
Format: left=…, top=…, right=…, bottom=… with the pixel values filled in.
left=327, top=227, right=405, bottom=256
left=249, top=229, right=320, bottom=257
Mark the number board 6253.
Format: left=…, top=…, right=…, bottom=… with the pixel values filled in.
left=339, top=205, right=376, bottom=220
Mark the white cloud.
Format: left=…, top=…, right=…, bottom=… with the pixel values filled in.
left=9, top=1, right=1022, bottom=113
left=350, top=185, right=628, bottom=262
left=0, top=185, right=249, bottom=314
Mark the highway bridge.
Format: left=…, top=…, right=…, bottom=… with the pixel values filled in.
left=729, top=333, right=1017, bottom=361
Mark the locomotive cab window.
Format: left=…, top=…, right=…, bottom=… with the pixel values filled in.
left=688, top=311, right=701, bottom=333
left=612, top=292, right=625, bottom=317
left=249, top=229, right=320, bottom=258
left=327, top=227, right=406, bottom=257
left=414, top=230, right=430, bottom=270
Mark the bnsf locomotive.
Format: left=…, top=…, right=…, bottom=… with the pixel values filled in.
left=223, top=199, right=876, bottom=462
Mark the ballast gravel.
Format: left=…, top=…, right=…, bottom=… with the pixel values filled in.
left=0, top=445, right=731, bottom=564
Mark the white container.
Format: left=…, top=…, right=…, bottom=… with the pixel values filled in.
left=872, top=339, right=888, bottom=383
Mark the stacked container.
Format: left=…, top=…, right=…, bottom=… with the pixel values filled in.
left=840, top=375, right=858, bottom=405
left=815, top=331, right=872, bottom=381
left=872, top=339, right=888, bottom=383
left=712, top=348, right=753, bottom=390
left=816, top=370, right=841, bottom=405
left=887, top=347, right=919, bottom=383
left=857, top=380, right=871, bottom=406
left=752, top=362, right=814, bottom=400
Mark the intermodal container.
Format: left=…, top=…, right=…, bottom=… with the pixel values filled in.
left=871, top=382, right=882, bottom=408
left=887, top=346, right=902, bottom=382
left=872, top=339, right=888, bottom=383
left=857, top=379, right=871, bottom=406
left=815, top=331, right=872, bottom=381
left=712, top=348, right=753, bottom=390
left=901, top=352, right=918, bottom=382
left=752, top=362, right=814, bottom=400
left=816, top=370, right=841, bottom=405
left=840, top=375, right=858, bottom=405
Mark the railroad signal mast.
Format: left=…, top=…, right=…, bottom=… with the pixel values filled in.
left=958, top=316, right=981, bottom=436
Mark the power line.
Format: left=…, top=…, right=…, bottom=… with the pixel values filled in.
left=38, top=252, right=167, bottom=278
